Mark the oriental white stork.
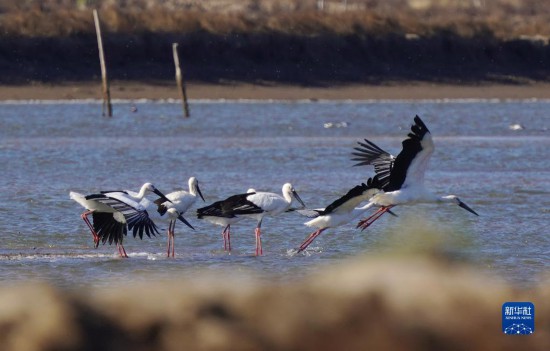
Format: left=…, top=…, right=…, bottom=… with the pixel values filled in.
left=294, top=176, right=384, bottom=253
left=351, top=115, right=479, bottom=231
left=226, top=183, right=305, bottom=256
left=150, top=177, right=204, bottom=257
left=70, top=182, right=171, bottom=257
left=196, top=189, right=256, bottom=252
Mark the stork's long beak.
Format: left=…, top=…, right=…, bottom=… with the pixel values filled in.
left=292, top=189, right=306, bottom=209
left=458, top=201, right=479, bottom=216
left=153, top=188, right=173, bottom=203
left=196, top=183, right=205, bottom=202
left=177, top=214, right=195, bottom=230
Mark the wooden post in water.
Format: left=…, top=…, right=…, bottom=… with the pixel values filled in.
left=93, top=9, right=112, bottom=117
left=172, top=43, right=190, bottom=118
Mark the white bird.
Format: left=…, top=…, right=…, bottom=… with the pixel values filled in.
left=227, top=183, right=306, bottom=256
left=150, top=177, right=205, bottom=257
left=351, top=115, right=479, bottom=230
left=70, top=182, right=171, bottom=258
left=196, top=189, right=256, bottom=252
left=294, top=177, right=383, bottom=253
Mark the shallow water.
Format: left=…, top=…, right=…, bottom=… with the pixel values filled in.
left=0, top=99, right=549, bottom=289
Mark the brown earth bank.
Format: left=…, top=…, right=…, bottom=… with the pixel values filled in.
left=1, top=254, right=549, bottom=351
left=1, top=2, right=549, bottom=86
left=2, top=81, right=550, bottom=100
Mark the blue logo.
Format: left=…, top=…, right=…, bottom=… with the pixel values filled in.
left=502, top=302, right=534, bottom=335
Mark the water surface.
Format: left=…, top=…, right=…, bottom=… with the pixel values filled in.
left=0, top=99, right=548, bottom=288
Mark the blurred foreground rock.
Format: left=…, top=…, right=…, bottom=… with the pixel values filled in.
left=1, top=255, right=549, bottom=351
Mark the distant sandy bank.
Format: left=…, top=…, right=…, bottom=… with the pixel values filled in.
left=2, top=81, right=550, bottom=101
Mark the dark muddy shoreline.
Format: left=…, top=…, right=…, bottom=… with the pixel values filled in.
left=1, top=31, right=549, bottom=85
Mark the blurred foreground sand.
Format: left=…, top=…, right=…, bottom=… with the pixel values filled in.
left=2, top=81, right=550, bottom=100
left=1, top=253, right=549, bottom=351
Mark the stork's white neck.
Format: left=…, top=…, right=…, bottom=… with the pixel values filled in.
left=438, top=195, right=458, bottom=204
left=187, top=177, right=201, bottom=198
left=372, top=186, right=443, bottom=205
left=133, top=184, right=149, bottom=200
left=281, top=184, right=293, bottom=204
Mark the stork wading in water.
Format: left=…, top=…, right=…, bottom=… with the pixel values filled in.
left=351, top=115, right=479, bottom=231
left=225, top=183, right=305, bottom=256
left=70, top=183, right=171, bottom=257
left=196, top=189, right=256, bottom=252
left=149, top=177, right=204, bottom=257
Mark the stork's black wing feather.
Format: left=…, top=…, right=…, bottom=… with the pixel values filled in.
left=126, top=209, right=159, bottom=239
left=98, top=190, right=129, bottom=195
left=230, top=200, right=264, bottom=215
left=323, top=183, right=370, bottom=215
left=90, top=194, right=159, bottom=240
left=92, top=212, right=126, bottom=246
left=351, top=139, right=395, bottom=189
left=294, top=209, right=323, bottom=218
left=323, top=176, right=384, bottom=214
left=153, top=196, right=170, bottom=216
left=197, top=192, right=258, bottom=218
left=385, top=115, right=432, bottom=191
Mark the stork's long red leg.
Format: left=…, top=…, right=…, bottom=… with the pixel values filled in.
left=81, top=210, right=99, bottom=247
left=117, top=243, right=129, bottom=258
left=297, top=227, right=327, bottom=253
left=356, top=207, right=385, bottom=228
left=167, top=220, right=176, bottom=258
left=255, top=227, right=262, bottom=256
left=171, top=220, right=176, bottom=258
left=222, top=225, right=229, bottom=251
left=166, top=228, right=171, bottom=257
left=357, top=206, right=394, bottom=231
left=226, top=225, right=231, bottom=252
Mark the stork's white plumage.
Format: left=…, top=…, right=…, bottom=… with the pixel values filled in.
left=227, top=183, right=305, bottom=255
left=70, top=182, right=170, bottom=257
left=351, top=115, right=479, bottom=230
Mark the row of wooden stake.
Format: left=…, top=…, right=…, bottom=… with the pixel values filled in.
left=93, top=9, right=190, bottom=118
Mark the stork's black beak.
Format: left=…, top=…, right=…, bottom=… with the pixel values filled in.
left=458, top=201, right=479, bottom=216
left=292, top=189, right=306, bottom=209
left=153, top=188, right=172, bottom=204
left=177, top=214, right=195, bottom=230
left=387, top=209, right=398, bottom=217
left=196, top=183, right=205, bottom=202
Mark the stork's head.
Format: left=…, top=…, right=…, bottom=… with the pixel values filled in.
left=443, top=195, right=479, bottom=216
left=189, top=177, right=205, bottom=202
left=283, top=183, right=306, bottom=209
